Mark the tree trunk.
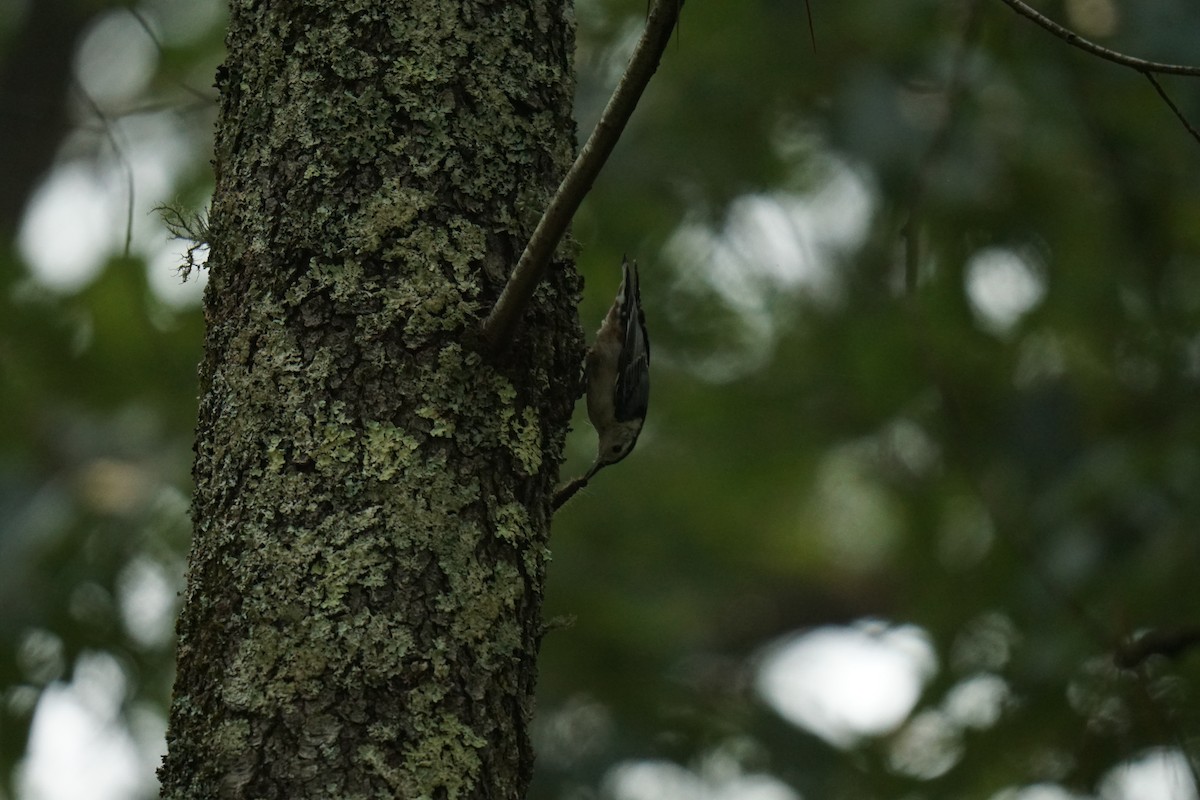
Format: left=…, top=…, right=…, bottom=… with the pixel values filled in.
left=0, top=0, right=95, bottom=237
left=158, top=1, right=583, bottom=797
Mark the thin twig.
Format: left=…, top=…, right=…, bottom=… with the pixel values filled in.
left=1143, top=72, right=1200, bottom=146
left=76, top=85, right=135, bottom=257
left=993, top=0, right=1200, bottom=76
left=995, top=0, right=1200, bottom=147
left=479, top=0, right=685, bottom=355
left=803, top=0, right=816, bottom=53
left=126, top=7, right=217, bottom=105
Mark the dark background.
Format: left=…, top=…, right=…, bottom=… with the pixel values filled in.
left=3, top=0, right=1200, bottom=797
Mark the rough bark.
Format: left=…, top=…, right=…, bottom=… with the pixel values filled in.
left=158, top=1, right=583, bottom=797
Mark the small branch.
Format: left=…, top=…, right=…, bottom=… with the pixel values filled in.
left=1114, top=625, right=1200, bottom=670
left=479, top=0, right=685, bottom=356
left=994, top=1, right=1200, bottom=147
left=551, top=474, right=589, bottom=511
left=1143, top=72, right=1200, bottom=146
left=993, top=0, right=1200, bottom=76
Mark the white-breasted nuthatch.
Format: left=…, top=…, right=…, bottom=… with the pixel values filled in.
left=583, top=256, right=650, bottom=479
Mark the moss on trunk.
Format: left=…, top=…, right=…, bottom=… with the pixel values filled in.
left=159, top=1, right=583, bottom=797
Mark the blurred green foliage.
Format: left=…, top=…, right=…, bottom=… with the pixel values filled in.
left=3, top=0, right=1200, bottom=798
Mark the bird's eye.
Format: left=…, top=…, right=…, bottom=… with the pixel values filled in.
left=611, top=444, right=622, bottom=453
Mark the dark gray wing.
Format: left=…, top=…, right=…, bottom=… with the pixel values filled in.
left=615, top=259, right=650, bottom=422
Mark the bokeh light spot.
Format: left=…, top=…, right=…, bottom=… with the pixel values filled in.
left=757, top=621, right=936, bottom=748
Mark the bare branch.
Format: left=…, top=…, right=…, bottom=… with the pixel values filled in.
left=1143, top=73, right=1200, bottom=146
left=479, top=0, right=685, bottom=356
left=994, top=1, right=1200, bottom=147
left=994, top=0, right=1200, bottom=76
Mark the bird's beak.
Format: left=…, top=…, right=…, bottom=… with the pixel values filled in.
left=584, top=461, right=601, bottom=481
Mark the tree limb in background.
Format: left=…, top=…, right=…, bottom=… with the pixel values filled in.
left=994, top=0, right=1200, bottom=76
left=125, top=7, right=219, bottom=106
left=994, top=0, right=1200, bottom=146
left=1114, top=625, right=1200, bottom=670
left=0, top=0, right=92, bottom=238
left=479, top=0, right=685, bottom=356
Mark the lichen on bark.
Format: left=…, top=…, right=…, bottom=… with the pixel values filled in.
left=158, top=1, right=584, bottom=798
